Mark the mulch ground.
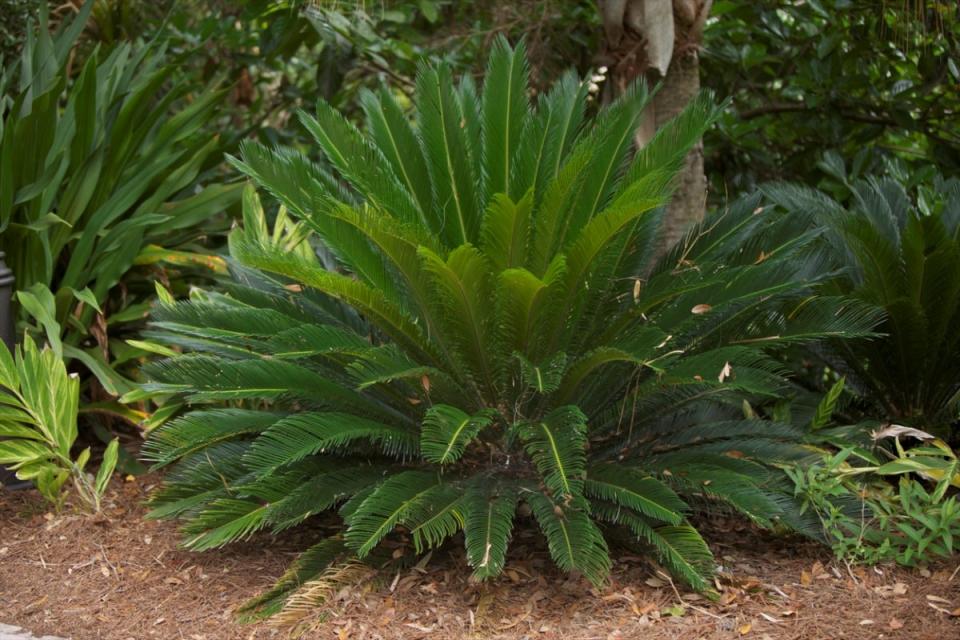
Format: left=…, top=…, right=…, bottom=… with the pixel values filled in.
left=1, top=476, right=959, bottom=640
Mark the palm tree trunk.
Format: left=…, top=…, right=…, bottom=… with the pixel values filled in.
left=599, top=0, right=712, bottom=251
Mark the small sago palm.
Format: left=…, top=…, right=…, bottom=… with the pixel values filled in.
left=141, top=39, right=878, bottom=615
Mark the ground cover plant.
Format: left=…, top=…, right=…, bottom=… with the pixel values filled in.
left=137, top=38, right=883, bottom=617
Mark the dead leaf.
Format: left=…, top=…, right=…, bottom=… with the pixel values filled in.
left=759, top=613, right=781, bottom=624
left=633, top=279, right=642, bottom=301
left=718, top=362, right=732, bottom=382
left=889, top=618, right=904, bottom=630
left=283, top=284, right=303, bottom=292
left=800, top=570, right=812, bottom=586
left=691, top=304, right=712, bottom=315
left=420, top=375, right=431, bottom=393
left=738, top=623, right=752, bottom=635
left=927, top=595, right=953, bottom=604
left=859, top=619, right=874, bottom=625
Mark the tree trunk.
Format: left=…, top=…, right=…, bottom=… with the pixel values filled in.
left=598, top=0, right=712, bottom=252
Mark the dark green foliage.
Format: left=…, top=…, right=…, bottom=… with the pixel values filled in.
left=765, top=175, right=960, bottom=443
left=704, top=1, right=960, bottom=196
left=142, top=39, right=879, bottom=610
left=0, top=1, right=240, bottom=394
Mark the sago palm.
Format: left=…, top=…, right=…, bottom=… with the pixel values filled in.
left=765, top=175, right=960, bottom=443
left=141, top=39, right=878, bottom=615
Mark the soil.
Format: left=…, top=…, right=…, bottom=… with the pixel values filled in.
left=1, top=476, right=959, bottom=640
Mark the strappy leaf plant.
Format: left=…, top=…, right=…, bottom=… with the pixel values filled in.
left=141, top=39, right=879, bottom=614
left=0, top=1, right=241, bottom=395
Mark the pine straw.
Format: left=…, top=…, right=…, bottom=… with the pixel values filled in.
left=1, top=476, right=959, bottom=640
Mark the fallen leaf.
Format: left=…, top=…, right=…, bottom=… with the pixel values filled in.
left=759, top=613, right=781, bottom=624
left=662, top=605, right=685, bottom=617
left=718, top=362, right=732, bottom=382
left=738, top=623, right=752, bottom=635
left=889, top=618, right=904, bottom=630
left=859, top=619, right=874, bottom=625
left=800, top=570, right=812, bottom=586
left=691, top=304, right=712, bottom=315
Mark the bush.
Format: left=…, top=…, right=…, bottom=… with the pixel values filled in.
left=765, top=174, right=960, bottom=444
left=140, top=39, right=878, bottom=615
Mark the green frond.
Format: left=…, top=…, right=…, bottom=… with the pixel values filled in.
left=585, top=463, right=687, bottom=524
left=483, top=36, right=530, bottom=199
left=360, top=87, right=434, bottom=221
left=462, top=482, right=519, bottom=580
left=519, top=405, right=588, bottom=500
left=266, top=464, right=391, bottom=532
left=407, top=483, right=466, bottom=553
left=142, top=409, right=283, bottom=468
left=516, top=351, right=568, bottom=395
left=181, top=498, right=271, bottom=551
left=344, top=470, right=442, bottom=557
left=230, top=236, right=438, bottom=364
left=419, top=244, right=495, bottom=389
left=345, top=344, right=438, bottom=391
left=494, top=258, right=567, bottom=362
left=526, top=492, right=611, bottom=586
left=511, top=71, right=590, bottom=202
left=147, top=442, right=252, bottom=520
left=299, top=102, right=422, bottom=225
left=480, top=191, right=534, bottom=271
left=243, top=412, right=418, bottom=474
left=555, top=80, right=651, bottom=246
left=142, top=355, right=380, bottom=414
left=265, top=324, right=372, bottom=359
left=595, top=502, right=714, bottom=591
left=811, top=377, right=845, bottom=430
left=416, top=62, right=480, bottom=246
left=621, top=92, right=723, bottom=191
left=420, top=405, right=497, bottom=465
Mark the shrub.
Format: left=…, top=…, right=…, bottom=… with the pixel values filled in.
left=765, top=175, right=960, bottom=444
left=141, top=39, right=878, bottom=614
left=0, top=336, right=118, bottom=510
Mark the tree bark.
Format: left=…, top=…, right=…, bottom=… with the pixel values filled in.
left=598, top=0, right=712, bottom=252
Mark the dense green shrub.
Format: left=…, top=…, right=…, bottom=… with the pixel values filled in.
left=765, top=175, right=960, bottom=444
left=140, top=39, right=878, bottom=614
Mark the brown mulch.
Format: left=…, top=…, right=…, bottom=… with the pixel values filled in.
left=1, top=477, right=959, bottom=640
